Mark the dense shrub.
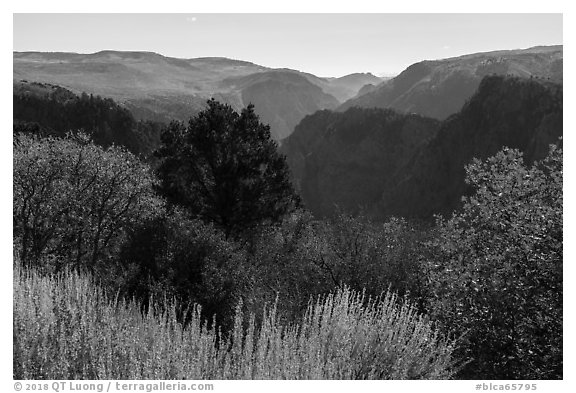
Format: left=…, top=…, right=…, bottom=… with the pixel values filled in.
left=13, top=98, right=562, bottom=381
left=424, top=143, right=562, bottom=379
left=222, top=288, right=458, bottom=379
left=243, top=210, right=332, bottom=323
left=118, top=208, right=249, bottom=332
left=316, top=213, right=428, bottom=302
left=245, top=211, right=429, bottom=324
left=13, top=133, right=164, bottom=274
left=14, top=263, right=459, bottom=379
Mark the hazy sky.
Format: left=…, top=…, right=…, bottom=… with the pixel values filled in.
left=13, top=13, right=562, bottom=77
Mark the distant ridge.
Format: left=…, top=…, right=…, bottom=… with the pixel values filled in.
left=338, top=45, right=562, bottom=120
left=13, top=46, right=562, bottom=140
left=13, top=50, right=381, bottom=139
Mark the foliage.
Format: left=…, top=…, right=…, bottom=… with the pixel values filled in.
left=424, top=143, right=562, bottom=379
left=118, top=209, right=249, bottom=332
left=221, top=287, right=458, bottom=379
left=245, top=211, right=429, bottom=324
left=156, top=99, right=300, bottom=237
left=241, top=210, right=332, bottom=323
left=13, top=81, right=164, bottom=157
left=316, top=213, right=428, bottom=302
left=14, top=263, right=459, bottom=379
left=13, top=133, right=164, bottom=275
left=12, top=79, right=563, bottom=381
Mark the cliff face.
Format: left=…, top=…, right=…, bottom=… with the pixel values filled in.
left=281, top=107, right=440, bottom=218
left=378, top=75, right=563, bottom=219
left=283, top=75, right=563, bottom=220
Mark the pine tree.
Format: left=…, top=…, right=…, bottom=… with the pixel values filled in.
left=156, top=99, right=300, bottom=237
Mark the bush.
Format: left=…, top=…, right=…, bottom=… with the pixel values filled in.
left=242, top=210, right=332, bottom=323
left=316, top=213, right=428, bottom=302
left=222, top=287, right=458, bottom=379
left=245, top=211, right=430, bottom=325
left=118, top=208, right=249, bottom=332
left=424, top=143, right=562, bottom=379
left=13, top=133, right=164, bottom=274
left=14, top=263, right=459, bottom=379
left=13, top=263, right=220, bottom=379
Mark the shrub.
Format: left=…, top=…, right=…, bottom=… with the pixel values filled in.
left=316, top=213, right=428, bottom=302
left=13, top=263, right=221, bottom=379
left=118, top=208, right=249, bottom=332
left=242, top=210, right=332, bottom=323
left=245, top=211, right=430, bottom=325
left=424, top=143, right=562, bottom=379
left=14, top=263, right=459, bottom=380
left=222, top=287, right=458, bottom=379
left=13, top=133, right=164, bottom=274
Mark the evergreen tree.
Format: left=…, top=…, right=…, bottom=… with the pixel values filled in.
left=156, top=99, right=300, bottom=237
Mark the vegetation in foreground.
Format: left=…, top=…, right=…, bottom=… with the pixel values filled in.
left=13, top=264, right=457, bottom=379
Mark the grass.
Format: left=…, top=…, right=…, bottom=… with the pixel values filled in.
left=13, top=264, right=459, bottom=379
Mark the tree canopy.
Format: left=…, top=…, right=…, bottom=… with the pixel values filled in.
left=425, top=142, right=562, bottom=379
left=156, top=99, right=300, bottom=237
left=13, top=132, right=164, bottom=272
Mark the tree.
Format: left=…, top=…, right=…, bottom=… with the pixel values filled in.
left=13, top=133, right=164, bottom=273
left=155, top=99, right=300, bottom=237
left=424, top=143, right=562, bottom=379
left=13, top=81, right=164, bottom=157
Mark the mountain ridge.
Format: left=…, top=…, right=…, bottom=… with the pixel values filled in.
left=282, top=74, right=562, bottom=219
left=14, top=50, right=381, bottom=139
left=338, top=45, right=562, bottom=120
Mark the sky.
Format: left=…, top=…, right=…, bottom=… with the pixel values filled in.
left=13, top=13, right=562, bottom=77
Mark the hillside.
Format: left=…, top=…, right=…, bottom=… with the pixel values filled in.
left=282, top=75, right=562, bottom=219
left=309, top=72, right=384, bottom=102
left=13, top=80, right=163, bottom=157
left=13, top=51, right=267, bottom=97
left=338, top=45, right=563, bottom=120
left=14, top=51, right=377, bottom=139
left=378, top=75, right=563, bottom=219
left=281, top=107, right=440, bottom=218
left=221, top=71, right=340, bottom=139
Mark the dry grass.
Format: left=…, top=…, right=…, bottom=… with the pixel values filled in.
left=13, top=264, right=458, bottom=379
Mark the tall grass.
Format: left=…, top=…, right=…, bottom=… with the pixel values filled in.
left=14, top=264, right=458, bottom=379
